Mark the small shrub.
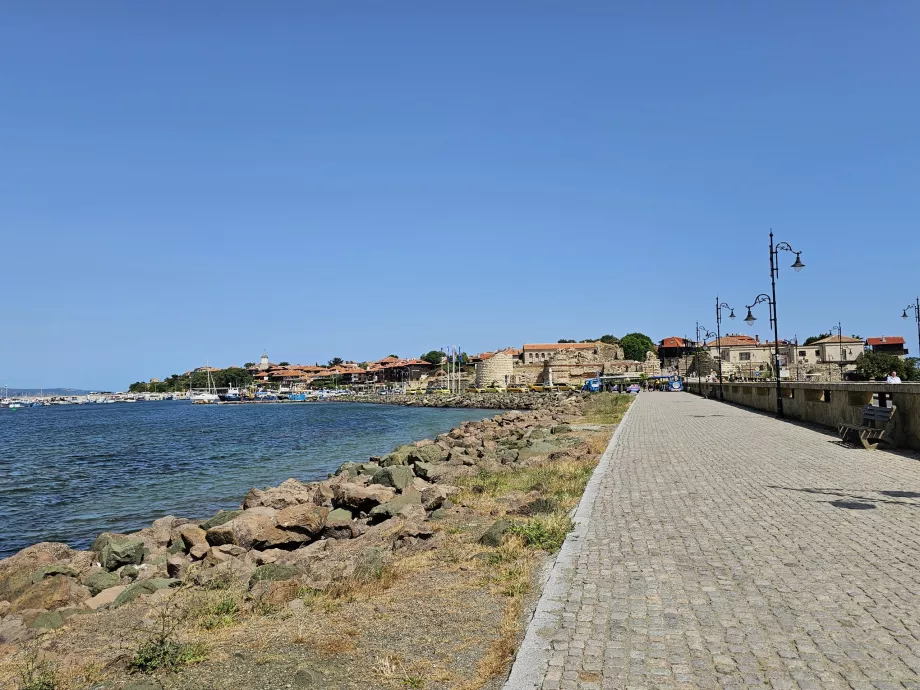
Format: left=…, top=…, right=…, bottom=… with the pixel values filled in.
left=129, top=636, right=207, bottom=674
left=509, top=513, right=574, bottom=552
left=200, top=594, right=238, bottom=629
left=18, top=656, right=57, bottom=690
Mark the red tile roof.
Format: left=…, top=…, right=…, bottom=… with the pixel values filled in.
left=659, top=337, right=686, bottom=348
left=706, top=335, right=758, bottom=347
left=867, top=336, right=905, bottom=346
left=523, top=342, right=596, bottom=351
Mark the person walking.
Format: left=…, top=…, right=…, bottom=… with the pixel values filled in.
left=887, top=370, right=902, bottom=383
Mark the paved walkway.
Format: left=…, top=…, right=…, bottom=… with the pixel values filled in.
left=505, top=393, right=920, bottom=690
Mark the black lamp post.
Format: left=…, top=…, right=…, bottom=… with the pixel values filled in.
left=744, top=293, right=788, bottom=418
left=757, top=231, right=805, bottom=418
left=903, top=298, right=920, bottom=361
left=829, top=322, right=843, bottom=377
left=695, top=323, right=717, bottom=396
left=715, top=297, right=735, bottom=400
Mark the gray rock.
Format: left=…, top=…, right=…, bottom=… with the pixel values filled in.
left=380, top=444, right=414, bottom=467
left=326, top=508, right=353, bottom=522
left=371, top=465, right=414, bottom=491
left=293, top=667, right=323, bottom=688
left=31, top=564, right=80, bottom=583
left=551, top=423, right=572, bottom=434
left=409, top=444, right=447, bottom=465
left=368, top=491, right=422, bottom=522
left=199, top=509, right=242, bottom=531
left=111, top=578, right=180, bottom=608
left=82, top=570, right=121, bottom=596
left=479, top=519, right=512, bottom=547
left=92, top=534, right=146, bottom=571
left=334, top=461, right=360, bottom=478
left=412, top=461, right=445, bottom=481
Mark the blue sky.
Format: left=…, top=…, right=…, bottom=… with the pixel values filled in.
left=1, top=2, right=918, bottom=390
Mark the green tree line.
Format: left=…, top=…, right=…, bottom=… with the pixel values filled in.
left=128, top=367, right=254, bottom=393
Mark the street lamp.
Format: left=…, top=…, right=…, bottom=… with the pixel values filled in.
left=902, top=298, right=920, bottom=361
left=765, top=231, right=805, bottom=418
left=695, top=322, right=717, bottom=396
left=715, top=297, right=735, bottom=400
left=830, top=322, right=843, bottom=377
left=745, top=293, right=789, bottom=418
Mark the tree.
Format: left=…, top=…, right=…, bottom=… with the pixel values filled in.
left=421, top=350, right=444, bottom=365
left=279, top=361, right=290, bottom=367
left=598, top=334, right=619, bottom=345
left=855, top=352, right=919, bottom=381
left=557, top=339, right=577, bottom=343
left=803, top=333, right=831, bottom=345
left=388, top=354, right=398, bottom=358
left=328, top=357, right=344, bottom=367
left=244, top=362, right=255, bottom=368
left=620, top=332, right=656, bottom=362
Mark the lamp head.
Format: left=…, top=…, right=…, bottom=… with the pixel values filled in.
left=729, top=309, right=736, bottom=320
left=744, top=309, right=756, bottom=326
left=903, top=310, right=909, bottom=319
left=791, top=252, right=805, bottom=272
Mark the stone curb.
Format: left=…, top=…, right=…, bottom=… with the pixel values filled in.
left=501, top=398, right=638, bottom=689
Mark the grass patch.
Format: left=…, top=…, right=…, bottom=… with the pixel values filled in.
left=129, top=599, right=208, bottom=674
left=457, top=456, right=598, bottom=517
left=508, top=513, right=574, bottom=552
left=583, top=392, right=632, bottom=425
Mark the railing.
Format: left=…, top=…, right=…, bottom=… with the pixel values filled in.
left=684, top=380, right=920, bottom=451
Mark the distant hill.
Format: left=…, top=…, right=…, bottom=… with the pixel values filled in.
left=3, top=388, right=95, bottom=397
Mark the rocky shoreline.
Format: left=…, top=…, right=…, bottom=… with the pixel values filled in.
left=0, top=391, right=609, bottom=689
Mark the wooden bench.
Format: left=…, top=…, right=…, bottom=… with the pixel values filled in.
left=838, top=405, right=897, bottom=450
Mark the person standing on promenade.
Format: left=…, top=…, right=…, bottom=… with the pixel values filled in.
left=887, top=370, right=902, bottom=383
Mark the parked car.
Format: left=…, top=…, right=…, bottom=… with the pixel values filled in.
left=466, top=386, right=484, bottom=393
left=427, top=387, right=450, bottom=394
left=552, top=383, right=576, bottom=391
left=506, top=384, right=527, bottom=393
left=627, top=383, right=641, bottom=394
left=484, top=385, right=505, bottom=393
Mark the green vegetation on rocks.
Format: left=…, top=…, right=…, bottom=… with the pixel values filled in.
left=31, top=565, right=79, bottom=583
left=249, top=564, right=300, bottom=588
left=112, top=578, right=181, bottom=608
left=199, top=510, right=242, bottom=531
left=92, top=534, right=145, bottom=571
left=82, top=570, right=121, bottom=596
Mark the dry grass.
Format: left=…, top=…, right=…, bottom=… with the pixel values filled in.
left=583, top=392, right=632, bottom=425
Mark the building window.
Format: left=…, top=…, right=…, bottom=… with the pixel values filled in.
left=739, top=352, right=751, bottom=361
left=814, top=350, right=820, bottom=357
left=799, top=351, right=806, bottom=358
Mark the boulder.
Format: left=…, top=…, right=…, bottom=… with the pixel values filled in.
left=408, top=444, right=447, bottom=465
left=368, top=491, right=422, bottom=522
left=249, top=563, right=301, bottom=589
left=112, top=578, right=180, bottom=608
left=332, top=483, right=396, bottom=513
left=380, top=444, right=414, bottom=467
left=357, top=463, right=380, bottom=477
left=334, top=461, right=361, bottom=478
left=92, top=534, right=146, bottom=571
left=11, top=575, right=90, bottom=613
left=173, top=524, right=209, bottom=556
left=166, top=555, right=190, bottom=580
left=370, top=465, right=414, bottom=491
left=250, top=578, right=300, bottom=606
left=550, top=424, right=572, bottom=435
left=206, top=510, right=276, bottom=550
left=150, top=515, right=186, bottom=547
left=199, top=509, right=243, bottom=531
left=250, top=526, right=310, bottom=551
left=397, top=503, right=427, bottom=522
left=0, top=543, right=79, bottom=604
left=203, top=544, right=246, bottom=567
left=411, top=461, right=446, bottom=482
left=193, top=557, right=254, bottom=589
left=275, top=505, right=329, bottom=536
left=326, top=508, right=353, bottom=522
left=479, top=520, right=512, bottom=547
left=31, top=564, right=80, bottom=583
left=81, top=570, right=121, bottom=596
left=243, top=478, right=317, bottom=510
left=421, top=484, right=457, bottom=511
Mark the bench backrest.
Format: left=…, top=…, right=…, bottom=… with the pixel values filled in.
left=862, top=405, right=896, bottom=426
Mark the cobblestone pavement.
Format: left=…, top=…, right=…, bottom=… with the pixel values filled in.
left=505, top=393, right=920, bottom=690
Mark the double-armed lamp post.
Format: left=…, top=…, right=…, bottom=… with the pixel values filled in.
left=902, top=298, right=920, bottom=361
left=695, top=322, right=717, bottom=396
left=829, top=322, right=843, bottom=373
left=743, top=232, right=805, bottom=419
left=714, top=297, right=736, bottom=400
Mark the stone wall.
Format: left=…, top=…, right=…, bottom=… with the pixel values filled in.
left=684, top=381, right=920, bottom=451
left=475, top=353, right=515, bottom=388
